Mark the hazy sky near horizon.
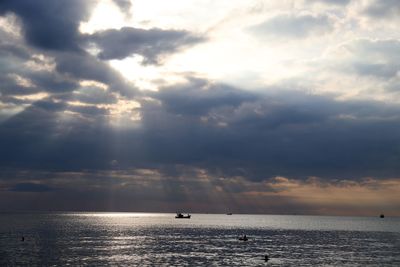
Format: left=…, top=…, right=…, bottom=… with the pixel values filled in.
left=1, top=0, right=400, bottom=215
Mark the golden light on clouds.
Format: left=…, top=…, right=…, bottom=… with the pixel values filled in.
left=67, top=98, right=141, bottom=122
left=102, top=99, right=141, bottom=119
left=0, top=13, right=22, bottom=38
left=242, top=176, right=400, bottom=216
left=14, top=92, right=49, bottom=101
left=24, top=54, right=56, bottom=72
left=8, top=74, right=34, bottom=88
left=79, top=80, right=109, bottom=90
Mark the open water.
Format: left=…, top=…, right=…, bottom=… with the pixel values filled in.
left=0, top=213, right=399, bottom=266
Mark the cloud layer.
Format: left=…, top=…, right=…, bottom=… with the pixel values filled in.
left=249, top=13, right=334, bottom=39
left=88, top=27, right=204, bottom=64
left=1, top=0, right=400, bottom=214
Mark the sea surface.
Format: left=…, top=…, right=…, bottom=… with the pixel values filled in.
left=0, top=213, right=399, bottom=266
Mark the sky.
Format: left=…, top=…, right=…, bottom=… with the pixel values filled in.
left=0, top=0, right=400, bottom=216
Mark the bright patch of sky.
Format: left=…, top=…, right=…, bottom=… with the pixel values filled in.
left=79, top=0, right=400, bottom=103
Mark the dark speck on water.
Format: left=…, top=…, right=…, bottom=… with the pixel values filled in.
left=0, top=213, right=399, bottom=266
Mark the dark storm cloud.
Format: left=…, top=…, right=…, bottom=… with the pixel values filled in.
left=0, top=103, right=112, bottom=171
left=54, top=52, right=139, bottom=97
left=0, top=42, right=30, bottom=59
left=0, top=2, right=92, bottom=101
left=31, top=71, right=77, bottom=93
left=249, top=13, right=334, bottom=39
left=0, top=52, right=77, bottom=97
left=153, top=78, right=256, bottom=115
left=0, top=0, right=201, bottom=105
left=67, top=104, right=109, bottom=117
left=0, top=26, right=135, bottom=101
left=88, top=27, right=205, bottom=64
left=140, top=80, right=400, bottom=180
left=2, top=77, right=400, bottom=181
left=0, top=0, right=92, bottom=51
left=0, top=0, right=137, bottom=172
left=363, top=0, right=400, bottom=19
left=32, top=99, right=66, bottom=111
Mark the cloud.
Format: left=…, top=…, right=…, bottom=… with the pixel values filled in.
left=9, top=182, right=54, bottom=192
left=142, top=80, right=400, bottom=180
left=241, top=176, right=400, bottom=216
left=54, top=52, right=138, bottom=97
left=112, top=0, right=131, bottom=17
left=71, top=87, right=118, bottom=105
left=1, top=169, right=399, bottom=215
left=249, top=13, right=334, bottom=39
left=88, top=27, right=205, bottom=64
left=0, top=0, right=92, bottom=51
left=331, top=39, right=400, bottom=80
left=2, top=76, right=400, bottom=182
left=1, top=0, right=400, bottom=213
left=0, top=0, right=202, bottom=109
left=363, top=0, right=400, bottom=19
left=0, top=1, right=137, bottom=114
left=153, top=78, right=256, bottom=116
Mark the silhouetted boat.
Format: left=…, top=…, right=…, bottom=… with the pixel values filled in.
left=380, top=214, right=384, bottom=218
left=227, top=213, right=233, bottom=215
left=175, top=213, right=191, bottom=219
left=238, top=235, right=248, bottom=241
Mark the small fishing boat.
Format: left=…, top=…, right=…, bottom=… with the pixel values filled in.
left=238, top=235, right=248, bottom=241
left=175, top=213, right=191, bottom=219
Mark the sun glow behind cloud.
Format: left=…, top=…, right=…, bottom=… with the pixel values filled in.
left=108, top=56, right=187, bottom=91
left=79, top=0, right=129, bottom=34
left=79, top=0, right=400, bottom=105
left=79, top=0, right=323, bottom=91
left=76, top=0, right=361, bottom=97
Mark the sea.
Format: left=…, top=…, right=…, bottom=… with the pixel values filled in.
left=0, top=213, right=399, bottom=266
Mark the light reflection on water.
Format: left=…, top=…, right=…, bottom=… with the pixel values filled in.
left=0, top=213, right=399, bottom=266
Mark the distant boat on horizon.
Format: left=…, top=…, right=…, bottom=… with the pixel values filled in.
left=175, top=213, right=191, bottom=219
left=380, top=214, right=384, bottom=218
left=227, top=213, right=233, bottom=215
